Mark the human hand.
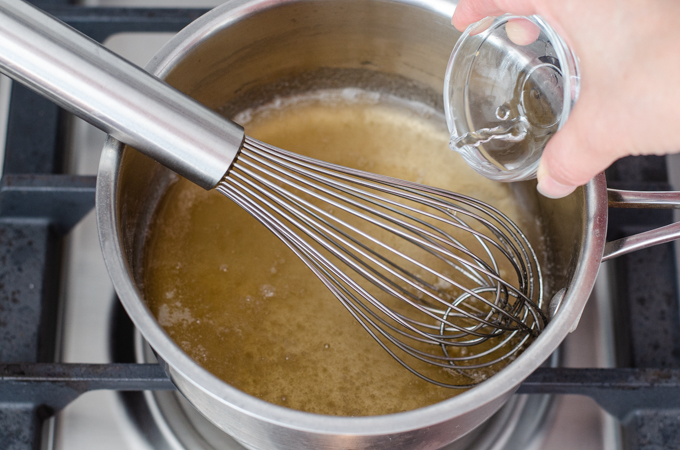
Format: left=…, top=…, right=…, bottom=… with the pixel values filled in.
left=452, top=0, right=680, bottom=198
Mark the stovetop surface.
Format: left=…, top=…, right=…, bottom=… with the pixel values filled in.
left=0, top=1, right=678, bottom=449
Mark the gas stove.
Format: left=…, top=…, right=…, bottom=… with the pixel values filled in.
left=1, top=1, right=679, bottom=449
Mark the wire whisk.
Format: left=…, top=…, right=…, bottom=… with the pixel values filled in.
left=217, top=136, right=547, bottom=388
left=0, top=0, right=546, bottom=388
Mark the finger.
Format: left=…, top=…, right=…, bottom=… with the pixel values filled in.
left=536, top=99, right=618, bottom=198
left=452, top=0, right=504, bottom=31
left=506, top=18, right=540, bottom=45
left=452, top=0, right=539, bottom=31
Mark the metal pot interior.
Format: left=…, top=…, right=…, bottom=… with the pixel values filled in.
left=99, top=0, right=602, bottom=447
left=118, top=0, right=584, bottom=300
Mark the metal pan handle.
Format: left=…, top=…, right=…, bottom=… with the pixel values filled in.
left=602, top=189, right=680, bottom=261
left=0, top=0, right=244, bottom=189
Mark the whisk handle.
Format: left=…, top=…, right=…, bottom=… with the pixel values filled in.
left=0, top=0, right=244, bottom=189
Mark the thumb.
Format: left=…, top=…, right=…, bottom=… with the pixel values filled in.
left=452, top=0, right=539, bottom=31
left=536, top=98, right=618, bottom=198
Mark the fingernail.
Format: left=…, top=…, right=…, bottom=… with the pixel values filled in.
left=536, top=165, right=577, bottom=199
left=505, top=19, right=540, bottom=46
left=469, top=16, right=495, bottom=36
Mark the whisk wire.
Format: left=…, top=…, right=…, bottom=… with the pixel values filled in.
left=234, top=151, right=535, bottom=331
left=216, top=136, right=546, bottom=388
left=225, top=173, right=506, bottom=341
left=248, top=138, right=533, bottom=279
left=242, top=144, right=543, bottom=322
left=244, top=143, right=527, bottom=289
left=222, top=180, right=485, bottom=378
left=228, top=165, right=526, bottom=336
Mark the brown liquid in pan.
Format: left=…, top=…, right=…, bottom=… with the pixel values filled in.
left=143, top=93, right=538, bottom=416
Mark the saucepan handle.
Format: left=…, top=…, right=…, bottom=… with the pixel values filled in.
left=602, top=189, right=680, bottom=261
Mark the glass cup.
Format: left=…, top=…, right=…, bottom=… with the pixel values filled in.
left=444, top=15, right=580, bottom=182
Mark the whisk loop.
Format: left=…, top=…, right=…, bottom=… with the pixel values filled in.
left=217, top=136, right=546, bottom=388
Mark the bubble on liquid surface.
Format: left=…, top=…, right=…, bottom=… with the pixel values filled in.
left=260, top=284, right=276, bottom=298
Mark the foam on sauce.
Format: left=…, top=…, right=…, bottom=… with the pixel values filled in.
left=143, top=92, right=537, bottom=416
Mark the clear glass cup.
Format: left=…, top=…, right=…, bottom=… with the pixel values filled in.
left=444, top=15, right=580, bottom=182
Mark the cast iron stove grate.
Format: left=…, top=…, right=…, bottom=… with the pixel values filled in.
left=0, top=2, right=678, bottom=449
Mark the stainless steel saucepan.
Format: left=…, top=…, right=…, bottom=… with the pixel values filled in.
left=4, top=0, right=679, bottom=449
left=93, top=1, right=680, bottom=448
